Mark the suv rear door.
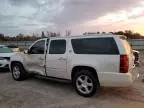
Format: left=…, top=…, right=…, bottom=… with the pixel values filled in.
left=46, top=39, right=67, bottom=79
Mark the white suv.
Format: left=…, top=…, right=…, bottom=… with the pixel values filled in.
left=10, top=34, right=139, bottom=97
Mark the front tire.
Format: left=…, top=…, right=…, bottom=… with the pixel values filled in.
left=73, top=69, right=99, bottom=97
left=11, top=63, right=28, bottom=81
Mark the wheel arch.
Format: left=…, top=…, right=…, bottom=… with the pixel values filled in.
left=11, top=61, right=25, bottom=71
left=71, top=66, right=100, bottom=85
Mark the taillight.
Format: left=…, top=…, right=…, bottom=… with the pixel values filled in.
left=120, top=55, right=129, bottom=73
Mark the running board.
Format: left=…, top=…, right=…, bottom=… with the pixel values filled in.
left=34, top=74, right=71, bottom=83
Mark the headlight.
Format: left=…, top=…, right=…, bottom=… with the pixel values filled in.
left=13, top=48, right=20, bottom=52
left=4, top=57, right=10, bottom=61
left=0, top=57, right=10, bottom=61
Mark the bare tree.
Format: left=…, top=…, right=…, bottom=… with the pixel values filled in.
left=0, top=33, right=5, bottom=41
left=65, top=30, right=71, bottom=36
left=41, top=31, right=45, bottom=38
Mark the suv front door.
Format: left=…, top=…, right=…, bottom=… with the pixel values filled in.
left=25, top=39, right=47, bottom=75
left=46, top=39, right=67, bottom=79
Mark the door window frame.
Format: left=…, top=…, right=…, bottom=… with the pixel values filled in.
left=48, top=39, right=67, bottom=54
left=28, top=39, right=47, bottom=54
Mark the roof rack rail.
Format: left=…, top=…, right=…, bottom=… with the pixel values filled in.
left=83, top=32, right=113, bottom=35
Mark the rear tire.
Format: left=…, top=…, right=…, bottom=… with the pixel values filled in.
left=73, top=69, right=99, bottom=97
left=11, top=63, right=28, bottom=81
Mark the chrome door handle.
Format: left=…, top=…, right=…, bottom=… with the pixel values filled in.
left=40, top=64, right=45, bottom=67
left=58, top=57, right=66, bottom=60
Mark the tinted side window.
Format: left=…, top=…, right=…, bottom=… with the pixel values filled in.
left=71, top=38, right=119, bottom=54
left=49, top=40, right=66, bottom=54
left=30, top=40, right=45, bottom=54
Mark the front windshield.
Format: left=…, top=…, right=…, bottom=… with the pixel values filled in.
left=0, top=47, right=12, bottom=53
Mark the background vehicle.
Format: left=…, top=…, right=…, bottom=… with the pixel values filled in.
left=132, top=50, right=140, bottom=66
left=7, top=44, right=20, bottom=52
left=0, top=45, right=13, bottom=69
left=10, top=34, right=139, bottom=97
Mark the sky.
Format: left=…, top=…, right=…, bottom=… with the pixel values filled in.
left=0, top=0, right=144, bottom=36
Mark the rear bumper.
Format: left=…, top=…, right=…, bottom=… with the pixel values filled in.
left=98, top=69, right=139, bottom=87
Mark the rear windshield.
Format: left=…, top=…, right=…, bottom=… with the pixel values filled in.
left=0, top=47, right=12, bottom=53
left=71, top=37, right=119, bottom=54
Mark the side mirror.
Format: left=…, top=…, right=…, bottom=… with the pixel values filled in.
left=24, top=50, right=28, bottom=54
left=24, top=49, right=31, bottom=54
left=27, top=49, right=31, bottom=54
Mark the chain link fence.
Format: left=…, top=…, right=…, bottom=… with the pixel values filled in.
left=128, top=39, right=144, bottom=51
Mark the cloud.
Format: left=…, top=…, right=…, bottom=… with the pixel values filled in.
left=53, top=0, right=142, bottom=25
left=82, top=2, right=144, bottom=35
left=0, top=0, right=143, bottom=35
left=128, top=11, right=144, bottom=19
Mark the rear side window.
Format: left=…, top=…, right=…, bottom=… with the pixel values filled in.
left=49, top=40, right=66, bottom=54
left=71, top=37, right=119, bottom=54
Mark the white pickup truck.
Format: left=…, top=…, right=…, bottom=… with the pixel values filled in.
left=10, top=34, right=139, bottom=97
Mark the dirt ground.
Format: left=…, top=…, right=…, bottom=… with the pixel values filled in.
left=0, top=53, right=144, bottom=108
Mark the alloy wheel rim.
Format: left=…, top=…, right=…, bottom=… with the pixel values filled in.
left=76, top=75, right=93, bottom=94
left=13, top=66, right=20, bottom=79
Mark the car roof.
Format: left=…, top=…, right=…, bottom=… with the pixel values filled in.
left=0, top=45, right=9, bottom=49
left=0, top=45, right=6, bottom=47
left=0, top=45, right=7, bottom=48
left=7, top=44, right=18, bottom=48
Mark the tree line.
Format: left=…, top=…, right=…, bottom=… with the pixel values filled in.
left=0, top=30, right=143, bottom=41
left=83, top=30, right=144, bottom=39
left=0, top=32, right=60, bottom=41
left=0, top=30, right=72, bottom=41
left=112, top=30, right=144, bottom=39
left=0, top=33, right=41, bottom=41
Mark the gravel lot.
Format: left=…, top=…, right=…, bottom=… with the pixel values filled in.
left=0, top=53, right=144, bottom=108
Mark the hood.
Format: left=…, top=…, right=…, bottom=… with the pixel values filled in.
left=0, top=53, right=14, bottom=57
